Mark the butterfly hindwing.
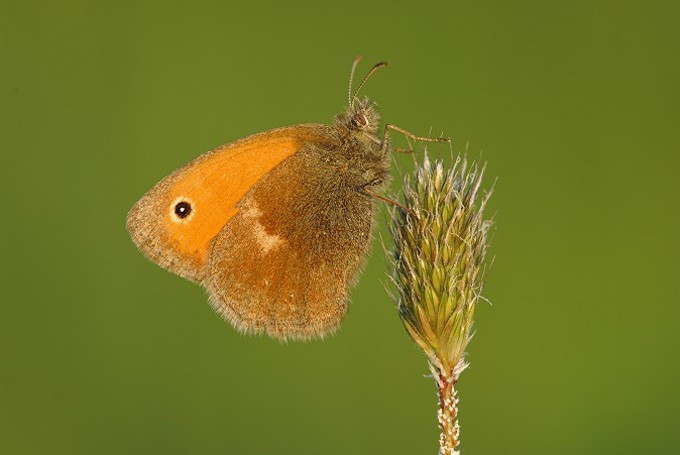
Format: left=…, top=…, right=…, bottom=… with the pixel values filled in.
left=205, top=140, right=378, bottom=340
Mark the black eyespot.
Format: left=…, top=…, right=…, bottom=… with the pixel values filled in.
left=174, top=201, right=192, bottom=219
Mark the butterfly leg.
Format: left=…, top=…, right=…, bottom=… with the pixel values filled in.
left=360, top=179, right=417, bottom=217
left=379, top=123, right=451, bottom=155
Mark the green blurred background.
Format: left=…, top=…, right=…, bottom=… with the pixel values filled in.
left=2, top=1, right=679, bottom=454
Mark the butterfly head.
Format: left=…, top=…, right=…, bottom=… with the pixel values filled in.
left=335, top=58, right=386, bottom=138
left=336, top=96, right=381, bottom=137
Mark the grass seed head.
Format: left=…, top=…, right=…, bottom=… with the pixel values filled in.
left=390, top=153, right=493, bottom=377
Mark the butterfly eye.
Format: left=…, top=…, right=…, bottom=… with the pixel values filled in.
left=174, top=201, right=192, bottom=219
left=351, top=113, right=368, bottom=128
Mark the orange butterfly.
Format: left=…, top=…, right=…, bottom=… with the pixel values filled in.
left=127, top=58, right=449, bottom=341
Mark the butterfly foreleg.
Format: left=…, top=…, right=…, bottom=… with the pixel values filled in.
left=379, top=123, right=451, bottom=156
left=359, top=179, right=417, bottom=217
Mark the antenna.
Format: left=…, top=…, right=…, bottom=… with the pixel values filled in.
left=351, top=61, right=388, bottom=108
left=348, top=55, right=363, bottom=107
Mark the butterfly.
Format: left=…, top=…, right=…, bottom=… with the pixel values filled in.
left=126, top=57, right=450, bottom=341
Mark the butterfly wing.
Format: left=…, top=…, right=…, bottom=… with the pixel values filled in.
left=126, top=125, right=330, bottom=282
left=204, top=140, right=378, bottom=340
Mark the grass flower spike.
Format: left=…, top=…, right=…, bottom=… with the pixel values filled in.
left=389, top=154, right=493, bottom=455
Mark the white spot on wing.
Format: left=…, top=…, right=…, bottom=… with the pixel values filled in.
left=241, top=203, right=262, bottom=219
left=242, top=200, right=283, bottom=254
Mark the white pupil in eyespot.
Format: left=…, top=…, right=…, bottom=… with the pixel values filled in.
left=174, top=201, right=192, bottom=219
